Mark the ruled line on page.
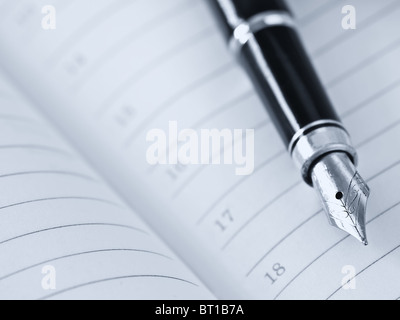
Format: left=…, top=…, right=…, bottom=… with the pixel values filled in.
left=357, top=119, right=400, bottom=149
left=326, top=242, right=400, bottom=300
left=311, top=1, right=400, bottom=58
left=0, top=57, right=214, bottom=299
left=365, top=159, right=400, bottom=183
left=221, top=181, right=302, bottom=250
left=148, top=89, right=256, bottom=175
left=0, top=223, right=148, bottom=247
left=40, top=274, right=199, bottom=300
left=0, top=170, right=98, bottom=183
left=246, top=210, right=322, bottom=277
left=115, top=0, right=400, bottom=156
left=0, top=248, right=172, bottom=282
left=143, top=7, right=399, bottom=225
left=172, top=119, right=271, bottom=199
left=46, top=0, right=140, bottom=67
left=19, top=0, right=79, bottom=44
left=200, top=94, right=400, bottom=268
left=196, top=151, right=287, bottom=225
left=0, top=196, right=123, bottom=213
left=246, top=159, right=400, bottom=278
left=296, top=1, right=337, bottom=27
left=221, top=114, right=400, bottom=251
left=1, top=2, right=397, bottom=300
left=73, top=0, right=198, bottom=91
left=149, top=45, right=400, bottom=183
left=195, top=74, right=400, bottom=230
left=340, top=77, right=400, bottom=119
left=188, top=91, right=256, bottom=135
left=325, top=37, right=400, bottom=89
left=122, top=62, right=236, bottom=147
left=273, top=200, right=400, bottom=300
left=99, top=26, right=217, bottom=118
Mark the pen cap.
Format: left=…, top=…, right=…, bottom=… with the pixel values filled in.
left=239, top=25, right=340, bottom=147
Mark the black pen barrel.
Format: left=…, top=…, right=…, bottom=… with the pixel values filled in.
left=207, top=0, right=291, bottom=39
left=240, top=25, right=340, bottom=147
left=208, top=0, right=340, bottom=148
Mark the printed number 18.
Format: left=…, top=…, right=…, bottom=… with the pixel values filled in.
left=265, top=263, right=286, bottom=285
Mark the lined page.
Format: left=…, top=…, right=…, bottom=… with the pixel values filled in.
left=0, top=73, right=213, bottom=300
left=0, top=0, right=399, bottom=299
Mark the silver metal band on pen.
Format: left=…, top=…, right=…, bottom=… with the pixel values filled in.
left=229, top=11, right=295, bottom=53
left=290, top=120, right=358, bottom=185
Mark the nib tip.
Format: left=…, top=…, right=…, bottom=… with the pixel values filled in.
left=311, top=153, right=370, bottom=244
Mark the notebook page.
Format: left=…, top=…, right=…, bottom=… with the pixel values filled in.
left=0, top=0, right=399, bottom=299
left=0, top=72, right=213, bottom=300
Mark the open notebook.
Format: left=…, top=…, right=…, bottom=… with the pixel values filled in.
left=0, top=0, right=399, bottom=300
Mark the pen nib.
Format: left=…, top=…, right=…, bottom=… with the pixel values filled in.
left=311, top=152, right=370, bottom=245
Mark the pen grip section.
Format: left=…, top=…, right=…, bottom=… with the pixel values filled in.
left=239, top=26, right=340, bottom=146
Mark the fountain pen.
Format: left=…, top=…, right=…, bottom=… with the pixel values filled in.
left=208, top=0, right=370, bottom=244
